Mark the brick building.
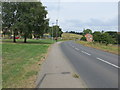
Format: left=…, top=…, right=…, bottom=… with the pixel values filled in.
left=85, top=33, right=93, bottom=42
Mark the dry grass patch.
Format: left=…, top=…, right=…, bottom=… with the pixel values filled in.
left=62, top=33, right=82, bottom=40
left=76, top=41, right=119, bottom=55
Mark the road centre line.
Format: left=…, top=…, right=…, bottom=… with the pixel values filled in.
left=96, top=57, right=120, bottom=69
left=69, top=43, right=119, bottom=69
left=72, top=46, right=74, bottom=48
left=81, top=51, right=91, bottom=56
left=75, top=48, right=79, bottom=51
left=70, top=45, right=79, bottom=51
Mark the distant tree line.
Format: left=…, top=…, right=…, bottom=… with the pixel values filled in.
left=80, top=29, right=120, bottom=45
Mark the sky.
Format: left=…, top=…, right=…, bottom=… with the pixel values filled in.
left=41, top=0, right=118, bottom=32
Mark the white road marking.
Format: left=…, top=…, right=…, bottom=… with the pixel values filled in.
left=81, top=51, right=91, bottom=56
left=72, top=46, right=74, bottom=48
left=96, top=57, right=120, bottom=69
left=75, top=48, right=79, bottom=51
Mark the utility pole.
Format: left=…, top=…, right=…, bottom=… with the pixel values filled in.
left=56, top=19, right=58, bottom=41
left=52, top=23, right=54, bottom=41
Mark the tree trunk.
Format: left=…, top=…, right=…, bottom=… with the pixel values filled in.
left=24, top=36, right=27, bottom=43
left=13, top=32, right=16, bottom=43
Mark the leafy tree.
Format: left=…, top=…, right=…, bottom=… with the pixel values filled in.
left=106, top=31, right=118, bottom=44
left=118, top=33, right=120, bottom=44
left=17, top=2, right=36, bottom=43
left=2, top=2, right=20, bottom=42
left=31, top=2, right=48, bottom=39
left=93, top=31, right=102, bottom=43
left=101, top=33, right=114, bottom=45
left=83, top=29, right=92, bottom=35
left=49, top=25, right=63, bottom=38
left=2, top=2, right=48, bottom=43
left=93, top=31, right=114, bottom=45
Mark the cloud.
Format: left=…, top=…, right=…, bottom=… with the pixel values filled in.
left=41, top=0, right=119, bottom=2
left=84, top=17, right=117, bottom=26
left=42, top=2, right=118, bottom=32
left=59, top=17, right=118, bottom=32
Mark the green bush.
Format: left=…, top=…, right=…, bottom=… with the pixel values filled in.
left=81, top=36, right=86, bottom=41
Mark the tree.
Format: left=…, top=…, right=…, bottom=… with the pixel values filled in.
left=101, top=33, right=114, bottom=45
left=83, top=29, right=92, bottom=35
left=49, top=25, right=63, bottom=38
left=2, top=2, right=48, bottom=43
left=118, top=33, right=120, bottom=44
left=17, top=2, right=35, bottom=43
left=93, top=31, right=114, bottom=45
left=93, top=31, right=102, bottom=43
left=31, top=2, right=48, bottom=39
left=2, top=2, right=20, bottom=42
left=106, top=31, right=118, bottom=44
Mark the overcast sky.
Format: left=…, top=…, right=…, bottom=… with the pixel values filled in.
left=41, top=0, right=118, bottom=32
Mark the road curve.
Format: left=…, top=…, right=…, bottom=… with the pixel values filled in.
left=60, top=41, right=118, bottom=88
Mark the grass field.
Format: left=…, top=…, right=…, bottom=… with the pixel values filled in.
left=76, top=41, right=119, bottom=55
left=2, top=39, right=55, bottom=88
left=62, top=33, right=82, bottom=40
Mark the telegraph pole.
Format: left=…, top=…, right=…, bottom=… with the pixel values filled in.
left=52, top=23, right=54, bottom=41
left=56, top=19, right=58, bottom=42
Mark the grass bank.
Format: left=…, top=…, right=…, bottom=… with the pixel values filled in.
left=62, top=33, right=82, bottom=40
left=76, top=41, right=119, bottom=55
left=2, top=39, right=55, bottom=88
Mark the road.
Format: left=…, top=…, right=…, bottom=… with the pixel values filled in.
left=36, top=41, right=119, bottom=88
left=60, top=41, right=119, bottom=88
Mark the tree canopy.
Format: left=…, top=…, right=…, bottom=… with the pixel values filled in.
left=49, top=25, right=63, bottom=38
left=2, top=2, right=48, bottom=43
left=93, top=31, right=115, bottom=45
left=83, top=29, right=92, bottom=35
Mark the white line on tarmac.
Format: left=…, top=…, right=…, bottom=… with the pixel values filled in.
left=96, top=57, right=120, bottom=69
left=72, top=46, right=75, bottom=48
left=75, top=48, right=79, bottom=51
left=81, top=51, right=91, bottom=56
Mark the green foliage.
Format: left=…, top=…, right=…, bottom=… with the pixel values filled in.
left=2, top=2, right=48, bottom=43
left=106, top=31, right=118, bottom=44
left=118, top=34, right=120, bottom=44
left=81, top=36, right=86, bottom=41
left=93, top=31, right=102, bottom=43
left=101, top=33, right=114, bottom=45
left=83, top=29, right=92, bottom=35
left=93, top=31, right=114, bottom=45
left=49, top=25, right=63, bottom=37
left=82, top=29, right=117, bottom=45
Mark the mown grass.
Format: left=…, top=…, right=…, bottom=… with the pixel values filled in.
left=2, top=39, right=55, bottom=44
left=2, top=39, right=54, bottom=88
left=76, top=41, right=119, bottom=55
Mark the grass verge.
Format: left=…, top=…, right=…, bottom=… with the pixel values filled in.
left=76, top=41, right=119, bottom=55
left=2, top=39, right=54, bottom=88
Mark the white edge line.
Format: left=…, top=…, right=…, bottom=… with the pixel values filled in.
left=96, top=58, right=120, bottom=69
